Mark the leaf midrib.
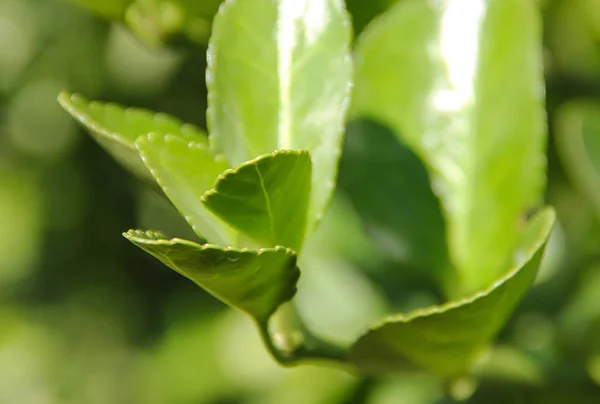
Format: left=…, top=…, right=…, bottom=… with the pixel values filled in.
left=254, top=164, right=276, bottom=244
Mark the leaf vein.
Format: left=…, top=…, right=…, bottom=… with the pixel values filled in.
left=254, top=164, right=276, bottom=244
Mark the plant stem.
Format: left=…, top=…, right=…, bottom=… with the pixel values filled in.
left=256, top=302, right=350, bottom=367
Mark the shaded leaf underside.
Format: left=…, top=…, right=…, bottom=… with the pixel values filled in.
left=124, top=229, right=300, bottom=322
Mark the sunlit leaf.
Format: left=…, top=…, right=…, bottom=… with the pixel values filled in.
left=135, top=133, right=235, bottom=245
left=123, top=229, right=299, bottom=322
left=352, top=0, right=546, bottom=293
left=350, top=208, right=555, bottom=377
left=555, top=100, right=600, bottom=218
left=207, top=0, right=352, bottom=230
left=202, top=150, right=311, bottom=251
left=58, top=92, right=206, bottom=182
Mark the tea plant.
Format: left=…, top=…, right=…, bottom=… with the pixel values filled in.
left=59, top=0, right=555, bottom=385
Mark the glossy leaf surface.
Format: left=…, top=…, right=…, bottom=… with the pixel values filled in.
left=124, top=229, right=299, bottom=322
left=350, top=208, right=555, bottom=377
left=135, top=133, right=234, bottom=246
left=352, top=0, right=546, bottom=293
left=339, top=119, right=451, bottom=287
left=203, top=150, right=311, bottom=252
left=556, top=100, right=600, bottom=217
left=207, top=0, right=352, bottom=230
left=58, top=92, right=206, bottom=182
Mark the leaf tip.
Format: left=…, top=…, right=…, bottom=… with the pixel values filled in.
left=57, top=90, right=72, bottom=104
left=57, top=91, right=85, bottom=113
left=123, top=229, right=168, bottom=242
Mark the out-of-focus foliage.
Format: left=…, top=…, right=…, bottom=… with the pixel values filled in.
left=1, top=0, right=600, bottom=403
left=556, top=100, right=600, bottom=218
left=65, top=0, right=222, bottom=45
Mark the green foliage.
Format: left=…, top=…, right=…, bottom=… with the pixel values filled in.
left=350, top=208, right=555, bottom=377
left=9, top=0, right=600, bottom=402
left=135, top=133, right=232, bottom=244
left=123, top=229, right=299, bottom=322
left=207, top=0, right=352, bottom=231
left=202, top=150, right=312, bottom=252
left=58, top=92, right=206, bottom=182
left=58, top=0, right=556, bottom=385
left=352, top=0, right=546, bottom=294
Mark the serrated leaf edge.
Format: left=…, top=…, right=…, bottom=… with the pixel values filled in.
left=123, top=228, right=294, bottom=256
left=136, top=132, right=228, bottom=165
left=134, top=132, right=233, bottom=244
left=356, top=207, right=555, bottom=333
left=58, top=91, right=204, bottom=148
left=200, top=149, right=311, bottom=202
left=123, top=229, right=299, bottom=322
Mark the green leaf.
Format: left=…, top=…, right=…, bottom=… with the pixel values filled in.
left=350, top=207, right=555, bottom=377
left=58, top=92, right=207, bottom=183
left=555, top=100, right=600, bottom=218
left=207, top=0, right=352, bottom=230
left=352, top=0, right=546, bottom=294
left=339, top=119, right=452, bottom=287
left=202, top=150, right=311, bottom=252
left=123, top=229, right=299, bottom=322
left=135, top=133, right=235, bottom=246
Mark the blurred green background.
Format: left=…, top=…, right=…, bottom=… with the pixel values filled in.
left=2, top=0, right=600, bottom=403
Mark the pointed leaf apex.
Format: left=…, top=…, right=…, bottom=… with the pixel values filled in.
left=201, top=150, right=312, bottom=251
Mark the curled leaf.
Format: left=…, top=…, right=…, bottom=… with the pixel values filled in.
left=124, top=229, right=300, bottom=322
left=350, top=208, right=555, bottom=377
